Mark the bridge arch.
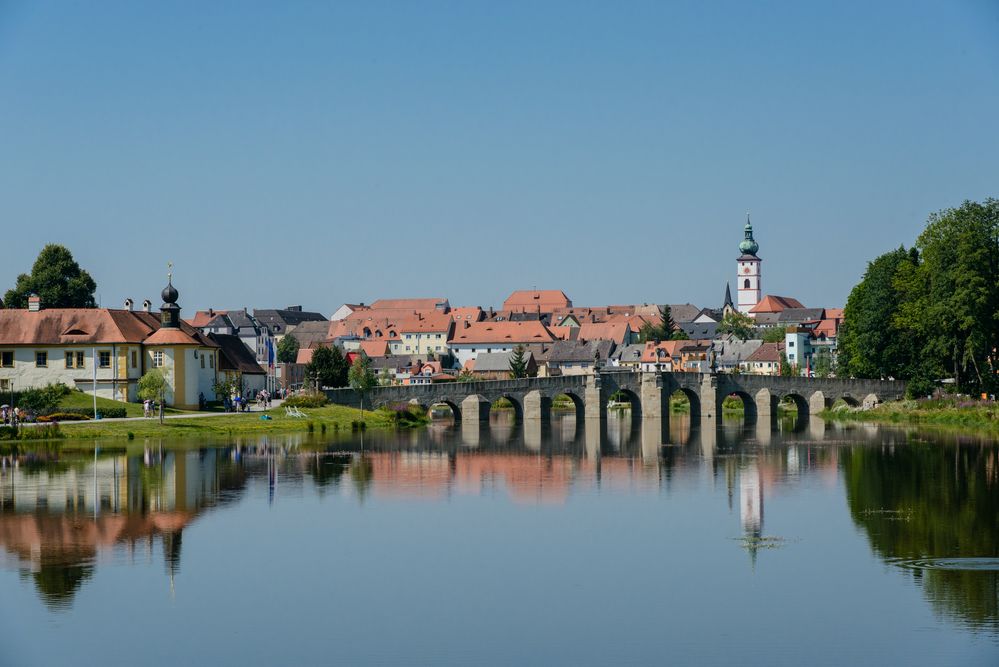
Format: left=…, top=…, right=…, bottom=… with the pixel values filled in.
left=724, top=390, right=758, bottom=423
left=863, top=393, right=880, bottom=409
left=427, top=398, right=461, bottom=422
left=609, top=387, right=643, bottom=420
left=552, top=391, right=585, bottom=422
left=669, top=386, right=701, bottom=421
left=489, top=393, right=524, bottom=422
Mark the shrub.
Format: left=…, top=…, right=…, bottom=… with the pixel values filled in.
left=284, top=393, right=329, bottom=408
left=37, top=412, right=91, bottom=423
left=55, top=407, right=127, bottom=419
left=16, top=383, right=71, bottom=413
left=0, top=425, right=17, bottom=440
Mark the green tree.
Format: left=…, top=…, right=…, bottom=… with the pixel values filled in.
left=638, top=305, right=677, bottom=342
left=838, top=246, right=919, bottom=381
left=378, top=368, right=394, bottom=386
left=138, top=369, right=168, bottom=424
left=276, top=335, right=300, bottom=364
left=348, top=353, right=377, bottom=418
left=761, top=327, right=786, bottom=343
left=813, top=348, right=835, bottom=378
left=305, top=346, right=348, bottom=389
left=4, top=245, right=97, bottom=309
left=457, top=368, right=475, bottom=382
left=903, top=200, right=998, bottom=394
left=717, top=311, right=756, bottom=341
left=509, top=345, right=528, bottom=378
left=779, top=352, right=794, bottom=377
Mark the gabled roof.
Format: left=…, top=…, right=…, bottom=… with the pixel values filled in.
left=287, top=321, right=331, bottom=348
left=547, top=339, right=615, bottom=363
left=777, top=308, right=825, bottom=323
left=450, top=321, right=555, bottom=345
left=450, top=306, right=483, bottom=323
left=370, top=298, right=449, bottom=311
left=502, top=290, right=572, bottom=313
left=0, top=308, right=214, bottom=347
left=749, top=295, right=805, bottom=314
left=397, top=312, right=453, bottom=334
left=666, top=303, right=702, bottom=323
left=359, top=340, right=390, bottom=357
left=577, top=322, right=630, bottom=345
left=211, top=334, right=266, bottom=374
left=745, top=342, right=784, bottom=363
left=469, top=350, right=532, bottom=372
left=711, top=337, right=764, bottom=365
left=679, top=322, right=719, bottom=340
left=611, top=343, right=646, bottom=363
left=253, top=308, right=327, bottom=333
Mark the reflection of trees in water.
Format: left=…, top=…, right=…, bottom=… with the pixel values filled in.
left=843, top=442, right=999, bottom=628
left=24, top=561, right=94, bottom=611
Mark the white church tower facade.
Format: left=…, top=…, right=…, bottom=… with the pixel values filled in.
left=736, top=215, right=762, bottom=314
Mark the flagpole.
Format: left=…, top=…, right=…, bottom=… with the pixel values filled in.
left=92, top=346, right=98, bottom=419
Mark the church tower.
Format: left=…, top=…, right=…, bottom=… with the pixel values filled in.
left=736, top=214, right=762, bottom=314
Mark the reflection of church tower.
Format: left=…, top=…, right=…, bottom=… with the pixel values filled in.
left=737, top=215, right=762, bottom=314
left=740, top=462, right=764, bottom=567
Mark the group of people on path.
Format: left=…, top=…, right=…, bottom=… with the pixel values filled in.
left=1, top=406, right=21, bottom=426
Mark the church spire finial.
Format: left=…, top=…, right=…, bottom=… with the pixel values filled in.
left=167, top=261, right=173, bottom=283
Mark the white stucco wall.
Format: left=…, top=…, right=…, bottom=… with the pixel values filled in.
left=0, top=345, right=141, bottom=402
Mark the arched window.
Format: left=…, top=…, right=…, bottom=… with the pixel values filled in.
left=743, top=279, right=751, bottom=289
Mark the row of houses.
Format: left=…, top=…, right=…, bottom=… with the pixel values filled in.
left=0, top=282, right=842, bottom=407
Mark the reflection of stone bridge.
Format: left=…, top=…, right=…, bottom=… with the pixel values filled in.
left=325, top=370, right=905, bottom=435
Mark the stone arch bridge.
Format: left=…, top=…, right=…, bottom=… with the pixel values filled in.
left=325, top=370, right=905, bottom=435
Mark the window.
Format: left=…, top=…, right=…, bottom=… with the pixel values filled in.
left=201, top=354, right=205, bottom=369
left=131, top=350, right=137, bottom=368
left=0, top=379, right=8, bottom=392
left=0, top=351, right=12, bottom=368
left=743, top=279, right=750, bottom=289
left=99, top=351, right=111, bottom=368
left=36, top=352, right=47, bottom=367
left=66, top=352, right=75, bottom=368
left=788, top=341, right=795, bottom=348
left=209, top=355, right=214, bottom=369
left=152, top=351, right=164, bottom=368
left=76, top=351, right=84, bottom=368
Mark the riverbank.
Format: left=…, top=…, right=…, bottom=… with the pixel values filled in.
left=9, top=404, right=424, bottom=448
left=822, top=398, right=998, bottom=433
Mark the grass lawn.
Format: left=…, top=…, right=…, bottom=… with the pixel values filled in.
left=51, top=404, right=401, bottom=447
left=57, top=390, right=185, bottom=418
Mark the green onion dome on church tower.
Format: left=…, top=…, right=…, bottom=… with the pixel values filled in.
left=739, top=214, right=759, bottom=256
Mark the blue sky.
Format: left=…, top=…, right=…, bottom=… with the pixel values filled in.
left=1, top=1, right=997, bottom=314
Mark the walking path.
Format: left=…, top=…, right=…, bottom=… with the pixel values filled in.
left=23, top=400, right=285, bottom=426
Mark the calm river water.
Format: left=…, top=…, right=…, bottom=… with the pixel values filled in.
left=1, top=413, right=997, bottom=666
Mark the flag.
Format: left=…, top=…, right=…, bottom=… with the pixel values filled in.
left=267, top=338, right=275, bottom=369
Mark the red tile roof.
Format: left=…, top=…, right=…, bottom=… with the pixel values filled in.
left=749, top=295, right=806, bottom=314
left=577, top=322, right=630, bottom=345
left=451, top=321, right=555, bottom=345
left=370, top=298, right=447, bottom=311
left=0, top=309, right=215, bottom=347
left=502, top=290, right=572, bottom=313
left=745, top=342, right=785, bottom=363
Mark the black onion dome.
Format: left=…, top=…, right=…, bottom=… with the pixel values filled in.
left=161, top=281, right=179, bottom=304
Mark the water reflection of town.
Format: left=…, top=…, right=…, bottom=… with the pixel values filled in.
left=2, top=412, right=995, bottom=619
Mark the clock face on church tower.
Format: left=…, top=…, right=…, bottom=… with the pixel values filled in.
left=743, top=267, right=751, bottom=274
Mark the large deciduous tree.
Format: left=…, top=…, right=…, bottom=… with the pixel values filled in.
left=305, top=345, right=348, bottom=389
left=839, top=198, right=998, bottom=396
left=717, top=311, right=756, bottom=341
left=4, top=245, right=98, bottom=309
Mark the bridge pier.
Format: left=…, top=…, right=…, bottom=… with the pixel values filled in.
left=755, top=388, right=779, bottom=430
left=700, top=374, right=719, bottom=424
left=523, top=390, right=551, bottom=423
left=809, top=391, right=831, bottom=416
left=460, top=394, right=490, bottom=425
left=640, top=373, right=669, bottom=445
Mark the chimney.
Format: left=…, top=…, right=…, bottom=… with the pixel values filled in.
left=142, top=299, right=152, bottom=312
left=27, top=294, right=41, bottom=312
left=208, top=308, right=214, bottom=317
left=124, top=298, right=134, bottom=311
